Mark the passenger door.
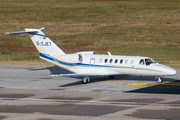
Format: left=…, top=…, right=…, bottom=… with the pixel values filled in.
left=89, top=58, right=95, bottom=67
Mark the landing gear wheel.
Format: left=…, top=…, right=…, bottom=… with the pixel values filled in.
left=109, top=75, right=115, bottom=79
left=157, top=77, right=162, bottom=83
left=82, top=77, right=90, bottom=84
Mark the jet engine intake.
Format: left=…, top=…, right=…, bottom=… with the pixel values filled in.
left=75, top=51, right=96, bottom=55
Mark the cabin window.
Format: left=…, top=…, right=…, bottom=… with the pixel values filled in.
left=130, top=60, right=134, bottom=64
left=99, top=58, right=103, bottom=63
left=105, top=59, right=108, bottom=63
left=110, top=59, right=113, bottom=63
left=115, top=59, right=118, bottom=63
left=125, top=59, right=128, bottom=64
left=139, top=59, right=144, bottom=65
left=120, top=59, right=123, bottom=64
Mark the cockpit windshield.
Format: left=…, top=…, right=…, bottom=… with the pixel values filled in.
left=139, top=58, right=157, bottom=66
left=145, top=58, right=157, bottom=65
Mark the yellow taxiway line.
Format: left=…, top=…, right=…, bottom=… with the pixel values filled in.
left=106, top=80, right=180, bottom=86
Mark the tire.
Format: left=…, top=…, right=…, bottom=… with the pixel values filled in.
left=82, top=77, right=90, bottom=84
left=157, top=77, right=162, bottom=83
left=109, top=75, right=115, bottom=79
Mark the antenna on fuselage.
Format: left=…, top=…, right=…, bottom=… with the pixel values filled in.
left=108, top=51, right=111, bottom=56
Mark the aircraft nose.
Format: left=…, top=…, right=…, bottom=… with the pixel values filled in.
left=164, top=66, right=177, bottom=76
left=158, top=64, right=177, bottom=76
left=168, top=68, right=177, bottom=75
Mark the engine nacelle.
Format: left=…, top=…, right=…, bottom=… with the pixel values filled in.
left=75, top=51, right=96, bottom=55
left=57, top=54, right=82, bottom=64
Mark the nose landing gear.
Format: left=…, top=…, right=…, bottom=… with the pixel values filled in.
left=156, top=76, right=162, bottom=83
left=109, top=75, right=115, bottom=79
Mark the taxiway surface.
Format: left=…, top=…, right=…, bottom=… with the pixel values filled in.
left=0, top=64, right=180, bottom=120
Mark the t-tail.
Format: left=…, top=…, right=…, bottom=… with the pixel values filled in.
left=5, top=27, right=65, bottom=59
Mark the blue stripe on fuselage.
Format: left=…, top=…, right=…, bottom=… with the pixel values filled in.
left=40, top=53, right=53, bottom=60
left=139, top=68, right=161, bottom=72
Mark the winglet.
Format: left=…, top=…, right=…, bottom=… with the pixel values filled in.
left=39, top=27, right=46, bottom=31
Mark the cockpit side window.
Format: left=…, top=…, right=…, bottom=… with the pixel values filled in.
left=139, top=59, right=144, bottom=65
left=145, top=58, right=157, bottom=66
left=145, top=59, right=151, bottom=65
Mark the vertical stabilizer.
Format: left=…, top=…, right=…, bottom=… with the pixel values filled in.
left=5, top=28, right=65, bottom=58
left=25, top=28, right=65, bottom=57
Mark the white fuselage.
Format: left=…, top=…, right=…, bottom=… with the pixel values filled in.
left=40, top=53, right=177, bottom=77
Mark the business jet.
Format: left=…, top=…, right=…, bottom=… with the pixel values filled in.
left=5, top=28, right=177, bottom=84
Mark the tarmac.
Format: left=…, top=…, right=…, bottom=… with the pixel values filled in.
left=0, top=64, right=180, bottom=120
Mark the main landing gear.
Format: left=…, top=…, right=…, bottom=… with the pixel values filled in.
left=82, top=77, right=90, bottom=84
left=156, top=76, right=162, bottom=83
left=109, top=75, right=115, bottom=79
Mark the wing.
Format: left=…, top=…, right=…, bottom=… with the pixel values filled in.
left=51, top=73, right=103, bottom=77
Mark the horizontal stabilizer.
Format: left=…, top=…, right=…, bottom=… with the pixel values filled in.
left=5, top=31, right=38, bottom=35
left=4, top=27, right=45, bottom=35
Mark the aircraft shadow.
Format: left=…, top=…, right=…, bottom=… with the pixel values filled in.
left=29, top=65, right=74, bottom=74
left=58, top=81, right=83, bottom=87
left=111, top=75, right=176, bottom=82
left=126, top=80, right=180, bottom=95
left=58, top=76, right=176, bottom=87
left=29, top=67, right=49, bottom=71
left=107, top=75, right=180, bottom=95
left=59, top=75, right=180, bottom=95
left=58, top=76, right=107, bottom=87
left=47, top=66, right=74, bottom=74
